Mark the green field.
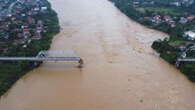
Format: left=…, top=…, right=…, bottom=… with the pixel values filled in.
left=136, top=7, right=183, bottom=16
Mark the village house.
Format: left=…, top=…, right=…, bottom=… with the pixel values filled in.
left=164, top=16, right=172, bottom=22
left=23, top=28, right=31, bottom=38
left=13, top=39, right=26, bottom=44
left=184, top=31, right=195, bottom=40
left=179, top=17, right=188, bottom=24
left=0, top=33, right=9, bottom=39
left=187, top=15, right=195, bottom=21
left=41, top=6, right=47, bottom=11
left=17, top=33, right=23, bottom=38
left=0, top=38, right=8, bottom=52
left=163, top=16, right=175, bottom=24
left=152, top=15, right=162, bottom=24
left=0, top=47, right=8, bottom=53
left=27, top=17, right=35, bottom=24
left=171, top=24, right=176, bottom=28
left=18, top=0, right=26, bottom=4
left=182, top=0, right=194, bottom=5
left=32, top=32, right=42, bottom=40
left=132, top=2, right=140, bottom=7
left=170, top=2, right=181, bottom=6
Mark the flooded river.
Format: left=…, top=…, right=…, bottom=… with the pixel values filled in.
left=1, top=0, right=195, bottom=110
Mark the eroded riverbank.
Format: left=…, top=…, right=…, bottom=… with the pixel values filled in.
left=1, top=0, right=195, bottom=110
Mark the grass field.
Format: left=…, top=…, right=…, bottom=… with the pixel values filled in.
left=136, top=7, right=183, bottom=16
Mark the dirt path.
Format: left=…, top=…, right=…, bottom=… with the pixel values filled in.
left=1, top=0, right=195, bottom=110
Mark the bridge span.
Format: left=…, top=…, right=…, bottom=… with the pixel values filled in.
left=0, top=57, right=81, bottom=61
left=0, top=50, right=84, bottom=68
left=177, top=58, right=195, bottom=62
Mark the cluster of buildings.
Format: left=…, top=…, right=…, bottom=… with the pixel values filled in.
left=145, top=15, right=195, bottom=27
left=145, top=14, right=195, bottom=41
left=0, top=0, right=49, bottom=53
left=0, top=0, right=11, bottom=19
left=131, top=0, right=195, bottom=28
left=132, top=0, right=194, bottom=7
left=131, top=0, right=195, bottom=41
left=170, top=0, right=194, bottom=7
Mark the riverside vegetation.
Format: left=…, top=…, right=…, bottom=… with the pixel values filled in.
left=110, top=0, right=195, bottom=82
left=0, top=0, right=60, bottom=96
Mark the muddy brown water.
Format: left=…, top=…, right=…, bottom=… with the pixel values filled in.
left=1, top=0, right=195, bottom=110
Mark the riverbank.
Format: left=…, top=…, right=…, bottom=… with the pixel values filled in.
left=110, top=0, right=195, bottom=82
left=0, top=1, right=60, bottom=96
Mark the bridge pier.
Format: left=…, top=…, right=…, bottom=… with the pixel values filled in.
left=33, top=61, right=42, bottom=67
left=78, top=59, right=84, bottom=68
left=175, top=60, right=180, bottom=68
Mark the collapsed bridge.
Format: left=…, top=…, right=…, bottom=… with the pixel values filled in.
left=0, top=50, right=84, bottom=68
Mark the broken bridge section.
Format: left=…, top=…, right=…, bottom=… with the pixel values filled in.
left=0, top=50, right=84, bottom=67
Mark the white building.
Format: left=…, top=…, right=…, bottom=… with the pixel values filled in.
left=184, top=31, right=195, bottom=40
left=41, top=6, right=47, bottom=11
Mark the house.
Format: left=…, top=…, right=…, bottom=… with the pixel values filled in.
left=0, top=48, right=8, bottom=53
left=7, top=14, right=12, bottom=17
left=32, top=35, right=41, bottom=40
left=34, top=7, right=40, bottom=11
left=18, top=0, right=26, bottom=4
left=154, top=15, right=161, bottom=20
left=36, top=26, right=43, bottom=33
left=27, top=11, right=33, bottom=15
left=179, top=45, right=186, bottom=51
left=26, top=0, right=38, bottom=5
left=17, top=33, right=22, bottom=37
left=187, top=15, right=195, bottom=21
left=0, top=41, right=5, bottom=44
left=152, top=15, right=162, bottom=24
left=133, top=2, right=140, bottom=7
left=182, top=0, right=194, bottom=5
left=21, top=24, right=29, bottom=29
left=23, top=29, right=31, bottom=38
left=170, top=2, right=181, bottom=6
left=144, top=17, right=150, bottom=20
left=41, top=6, right=47, bottom=11
left=171, top=24, right=176, bottom=28
left=14, top=39, right=26, bottom=44
left=11, top=17, right=16, bottom=21
left=32, top=31, right=42, bottom=40
left=23, top=28, right=30, bottom=33
left=37, top=20, right=43, bottom=26
left=0, top=24, right=8, bottom=30
left=184, top=31, right=195, bottom=40
left=164, top=16, right=172, bottom=22
left=163, top=16, right=175, bottom=24
left=0, top=33, right=9, bottom=39
left=179, top=17, right=188, bottom=24
left=27, top=17, right=35, bottom=24
left=21, top=13, right=26, bottom=17
left=13, top=38, right=32, bottom=44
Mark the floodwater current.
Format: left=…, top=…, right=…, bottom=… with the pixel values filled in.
left=1, top=0, right=195, bottom=110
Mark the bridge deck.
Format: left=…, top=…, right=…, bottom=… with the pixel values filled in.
left=178, top=58, right=195, bottom=62
left=0, top=57, right=81, bottom=61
